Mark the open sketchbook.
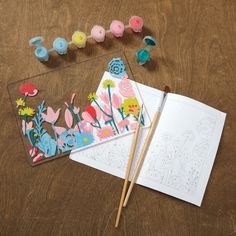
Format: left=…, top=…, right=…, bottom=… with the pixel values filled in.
left=70, top=83, right=226, bottom=206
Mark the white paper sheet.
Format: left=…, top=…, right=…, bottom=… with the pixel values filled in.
left=70, top=83, right=226, bottom=206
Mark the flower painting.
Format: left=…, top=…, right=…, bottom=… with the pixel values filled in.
left=15, top=58, right=149, bottom=165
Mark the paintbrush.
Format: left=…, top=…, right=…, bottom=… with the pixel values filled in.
left=115, top=104, right=144, bottom=228
left=123, top=85, right=171, bottom=207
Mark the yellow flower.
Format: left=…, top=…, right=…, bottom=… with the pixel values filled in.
left=18, top=107, right=35, bottom=116
left=88, top=92, right=98, bottom=102
left=103, top=79, right=115, bottom=89
left=123, top=98, right=140, bottom=116
left=16, top=98, right=25, bottom=107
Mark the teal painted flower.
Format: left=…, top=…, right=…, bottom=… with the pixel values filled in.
left=74, top=132, right=94, bottom=148
left=108, top=58, right=127, bottom=78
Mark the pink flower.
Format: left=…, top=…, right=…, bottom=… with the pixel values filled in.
left=97, top=125, right=114, bottom=139
left=27, top=145, right=38, bottom=157
left=130, top=122, right=138, bottom=130
left=58, top=139, right=64, bottom=146
left=73, top=106, right=80, bottom=114
left=71, top=93, right=76, bottom=104
left=112, top=93, right=122, bottom=109
left=54, top=126, right=66, bottom=135
left=102, top=105, right=111, bottom=121
left=82, top=111, right=95, bottom=124
left=33, top=153, right=49, bottom=163
left=118, top=119, right=130, bottom=131
left=100, top=91, right=109, bottom=104
left=42, top=107, right=61, bottom=124
left=75, top=120, right=93, bottom=133
left=22, top=120, right=33, bottom=135
left=65, top=93, right=80, bottom=114
left=93, top=105, right=101, bottom=120
left=118, top=78, right=135, bottom=98
left=65, top=108, right=73, bottom=128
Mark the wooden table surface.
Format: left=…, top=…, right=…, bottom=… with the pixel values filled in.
left=0, top=0, right=236, bottom=235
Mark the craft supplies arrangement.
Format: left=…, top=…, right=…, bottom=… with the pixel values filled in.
left=8, top=15, right=227, bottom=228
left=29, top=16, right=144, bottom=62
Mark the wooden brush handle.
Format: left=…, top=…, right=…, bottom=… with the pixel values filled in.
left=115, top=124, right=141, bottom=227
left=123, top=111, right=161, bottom=207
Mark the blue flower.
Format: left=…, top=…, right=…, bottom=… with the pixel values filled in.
left=108, top=58, right=127, bottom=78
left=58, top=130, right=94, bottom=152
left=74, top=132, right=94, bottom=148
left=35, top=133, right=57, bottom=156
left=58, top=129, right=76, bottom=152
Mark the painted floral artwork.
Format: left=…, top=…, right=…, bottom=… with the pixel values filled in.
left=15, top=58, right=148, bottom=164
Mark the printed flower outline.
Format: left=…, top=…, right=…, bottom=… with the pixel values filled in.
left=42, top=107, right=61, bottom=124
left=97, top=125, right=115, bottom=139
left=108, top=58, right=127, bottom=78
left=19, top=82, right=38, bottom=97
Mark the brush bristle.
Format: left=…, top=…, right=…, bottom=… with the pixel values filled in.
left=164, top=85, right=171, bottom=93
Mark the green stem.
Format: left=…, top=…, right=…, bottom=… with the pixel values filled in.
left=93, top=99, right=112, bottom=118
left=77, top=113, right=84, bottom=133
left=118, top=108, right=129, bottom=131
left=141, top=114, right=145, bottom=126
left=23, top=94, right=28, bottom=103
left=26, top=132, right=33, bottom=146
left=24, top=114, right=27, bottom=135
left=30, top=144, right=35, bottom=157
left=94, top=117, right=101, bottom=128
left=69, top=107, right=81, bottom=133
left=107, top=85, right=119, bottom=134
left=52, top=124, right=60, bottom=155
left=134, top=113, right=145, bottom=126
left=26, top=133, right=36, bottom=157
left=90, top=123, right=100, bottom=128
left=70, top=129, right=75, bottom=147
left=108, top=120, right=115, bottom=131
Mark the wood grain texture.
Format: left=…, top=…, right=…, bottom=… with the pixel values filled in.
left=0, top=0, right=235, bottom=235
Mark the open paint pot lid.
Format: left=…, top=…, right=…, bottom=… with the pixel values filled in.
left=29, top=36, right=44, bottom=47
left=143, top=36, right=157, bottom=47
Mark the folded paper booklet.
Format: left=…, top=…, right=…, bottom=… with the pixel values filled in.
left=70, top=83, right=226, bottom=206
left=8, top=52, right=150, bottom=166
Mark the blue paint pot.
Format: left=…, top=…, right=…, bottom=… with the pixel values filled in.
left=34, top=46, right=49, bottom=61
left=53, top=37, right=68, bottom=55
